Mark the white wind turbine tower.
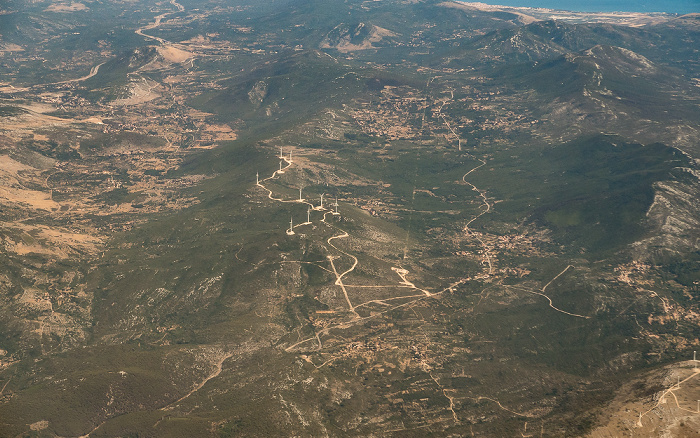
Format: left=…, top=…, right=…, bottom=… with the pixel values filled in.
left=286, top=216, right=295, bottom=235
left=315, top=193, right=325, bottom=210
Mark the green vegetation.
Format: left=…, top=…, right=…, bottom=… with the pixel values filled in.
left=1, top=0, right=699, bottom=436
left=80, top=132, right=167, bottom=153
left=525, top=135, right=687, bottom=254
left=0, top=105, right=27, bottom=116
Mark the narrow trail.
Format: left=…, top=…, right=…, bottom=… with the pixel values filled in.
left=506, top=265, right=591, bottom=319
left=283, top=276, right=468, bottom=352
left=430, top=81, right=587, bottom=323
left=254, top=111, right=533, bottom=426
left=430, top=371, right=461, bottom=424
left=328, top=253, right=359, bottom=318
left=411, top=303, right=460, bottom=425
left=257, top=156, right=317, bottom=211
left=165, top=352, right=234, bottom=407
left=428, top=77, right=494, bottom=277
left=258, top=155, right=362, bottom=321
left=411, top=306, right=529, bottom=426
left=472, top=396, right=534, bottom=419
left=430, top=82, right=591, bottom=323
left=434, top=89, right=463, bottom=151
left=392, top=267, right=431, bottom=296
left=461, top=159, right=493, bottom=276
left=256, top=152, right=438, bottom=337
left=352, top=293, right=427, bottom=310
left=0, top=377, right=11, bottom=396
left=521, top=421, right=535, bottom=438
left=76, top=352, right=234, bottom=437
left=254, top=141, right=488, bottom=357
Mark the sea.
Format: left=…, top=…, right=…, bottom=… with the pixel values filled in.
left=475, top=0, right=699, bottom=14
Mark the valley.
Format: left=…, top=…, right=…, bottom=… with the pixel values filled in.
left=0, top=0, right=699, bottom=436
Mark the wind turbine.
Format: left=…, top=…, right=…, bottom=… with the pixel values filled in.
left=315, top=193, right=325, bottom=210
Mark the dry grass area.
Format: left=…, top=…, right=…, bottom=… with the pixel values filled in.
left=349, top=87, right=426, bottom=140
left=0, top=185, right=58, bottom=211
left=0, top=155, right=58, bottom=211
left=44, top=2, right=88, bottom=13
left=3, top=222, right=102, bottom=258
left=111, top=78, right=161, bottom=106
left=588, top=361, right=700, bottom=438
left=0, top=71, right=221, bottom=256
left=321, top=25, right=398, bottom=53
left=0, top=111, right=72, bottom=140
left=157, top=45, right=193, bottom=63
left=0, top=44, right=24, bottom=53
left=0, top=75, right=216, bottom=360
left=0, top=150, right=103, bottom=258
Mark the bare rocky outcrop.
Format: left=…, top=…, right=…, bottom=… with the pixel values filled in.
left=632, top=168, right=700, bottom=258
left=248, top=80, right=268, bottom=107
left=320, top=23, right=397, bottom=53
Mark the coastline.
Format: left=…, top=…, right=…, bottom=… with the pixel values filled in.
left=446, top=1, right=678, bottom=26
left=454, top=0, right=697, bottom=14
